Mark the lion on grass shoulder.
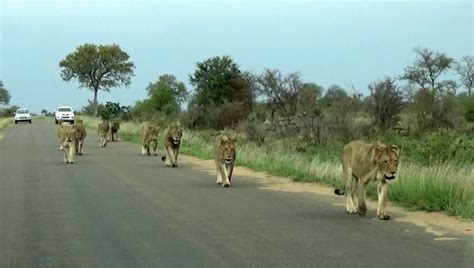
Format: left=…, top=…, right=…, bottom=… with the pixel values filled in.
left=140, top=123, right=160, bottom=156
left=161, top=122, right=183, bottom=168
left=214, top=133, right=237, bottom=187
left=335, top=140, right=400, bottom=220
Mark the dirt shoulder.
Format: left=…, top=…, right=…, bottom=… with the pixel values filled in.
left=179, top=154, right=473, bottom=238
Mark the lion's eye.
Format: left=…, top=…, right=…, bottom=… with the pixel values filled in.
left=383, top=160, right=388, bottom=164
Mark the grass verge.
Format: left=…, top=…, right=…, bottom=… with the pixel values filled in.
left=80, top=116, right=474, bottom=219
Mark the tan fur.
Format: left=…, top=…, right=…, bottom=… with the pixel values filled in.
left=140, top=123, right=160, bottom=156
left=97, top=120, right=109, bottom=148
left=73, top=120, right=87, bottom=155
left=214, top=133, right=237, bottom=187
left=58, top=123, right=76, bottom=164
left=161, top=122, right=183, bottom=167
left=110, top=122, right=120, bottom=142
left=335, top=140, right=400, bottom=220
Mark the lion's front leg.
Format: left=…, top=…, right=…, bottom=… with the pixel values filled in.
left=221, top=163, right=231, bottom=187
left=215, top=160, right=222, bottom=185
left=344, top=172, right=358, bottom=214
left=377, top=180, right=390, bottom=220
left=172, top=147, right=179, bottom=167
left=151, top=140, right=158, bottom=156
left=68, top=144, right=75, bottom=164
left=225, top=164, right=233, bottom=183
left=63, top=145, right=68, bottom=163
left=164, top=147, right=172, bottom=167
left=357, top=179, right=369, bottom=216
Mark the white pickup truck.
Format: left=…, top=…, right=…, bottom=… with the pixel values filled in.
left=54, top=106, right=75, bottom=124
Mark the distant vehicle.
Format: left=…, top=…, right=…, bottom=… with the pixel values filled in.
left=54, top=106, right=75, bottom=124
left=14, top=108, right=32, bottom=124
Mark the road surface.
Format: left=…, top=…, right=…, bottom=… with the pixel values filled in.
left=0, top=119, right=472, bottom=267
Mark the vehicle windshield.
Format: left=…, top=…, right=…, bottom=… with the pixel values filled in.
left=58, top=108, right=72, bottom=112
left=16, top=109, right=29, bottom=114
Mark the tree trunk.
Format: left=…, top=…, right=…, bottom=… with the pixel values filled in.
left=93, top=88, right=99, bottom=117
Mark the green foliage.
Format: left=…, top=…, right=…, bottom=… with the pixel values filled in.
left=100, top=101, right=131, bottom=120
left=189, top=55, right=242, bottom=106
left=320, top=84, right=348, bottom=108
left=81, top=100, right=106, bottom=116
left=462, top=94, right=474, bottom=122
left=0, top=105, right=19, bottom=117
left=455, top=55, right=474, bottom=95
left=368, top=77, right=404, bottom=130
left=188, top=56, right=254, bottom=129
left=0, top=81, right=11, bottom=106
left=59, top=43, right=135, bottom=116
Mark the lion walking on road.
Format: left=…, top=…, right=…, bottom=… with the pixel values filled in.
left=161, top=122, right=183, bottom=168
left=73, top=120, right=86, bottom=155
left=58, top=123, right=76, bottom=164
left=214, top=133, right=237, bottom=187
left=335, top=140, right=400, bottom=220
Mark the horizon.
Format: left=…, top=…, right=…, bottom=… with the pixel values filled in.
left=1, top=0, right=472, bottom=113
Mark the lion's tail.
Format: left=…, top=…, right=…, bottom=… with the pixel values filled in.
left=334, top=188, right=345, bottom=195
left=161, top=156, right=166, bottom=161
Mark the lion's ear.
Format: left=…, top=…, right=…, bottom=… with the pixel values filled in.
left=230, top=133, right=238, bottom=143
left=390, top=144, right=400, bottom=156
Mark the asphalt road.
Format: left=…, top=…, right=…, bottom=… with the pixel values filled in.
left=0, top=119, right=472, bottom=267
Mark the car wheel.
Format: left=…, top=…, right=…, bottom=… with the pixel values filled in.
left=29, top=120, right=32, bottom=124
left=15, top=121, right=18, bottom=124
left=71, top=120, right=74, bottom=124
left=55, top=119, right=58, bottom=124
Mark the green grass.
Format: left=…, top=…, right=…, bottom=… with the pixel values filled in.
left=79, top=116, right=474, bottom=219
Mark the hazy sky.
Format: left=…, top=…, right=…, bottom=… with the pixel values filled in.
left=1, top=0, right=472, bottom=113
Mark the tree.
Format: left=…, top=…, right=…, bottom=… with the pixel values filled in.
left=455, top=55, right=474, bottom=95
left=144, top=74, right=188, bottom=116
left=401, top=48, right=457, bottom=130
left=188, top=56, right=254, bottom=128
left=41, top=109, right=48, bottom=116
left=401, top=48, right=455, bottom=95
left=320, top=84, right=348, bottom=107
left=298, top=82, right=323, bottom=115
left=255, top=69, right=302, bottom=119
left=0, top=81, right=11, bottom=106
left=189, top=55, right=242, bottom=106
left=59, top=43, right=135, bottom=116
left=368, top=77, right=404, bottom=130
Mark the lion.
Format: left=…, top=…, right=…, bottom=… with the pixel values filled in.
left=335, top=140, right=400, bottom=220
left=214, top=133, right=237, bottom=187
left=140, top=123, right=160, bottom=156
left=58, top=123, right=76, bottom=164
left=98, top=120, right=109, bottom=148
left=72, top=120, right=87, bottom=155
left=161, top=122, right=183, bottom=167
left=110, top=121, right=120, bottom=142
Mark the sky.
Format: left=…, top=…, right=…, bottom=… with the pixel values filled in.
left=0, top=0, right=472, bottom=113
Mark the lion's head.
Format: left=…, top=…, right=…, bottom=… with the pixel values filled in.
left=219, top=134, right=237, bottom=165
left=111, top=122, right=120, bottom=130
left=61, top=125, right=75, bottom=144
left=168, top=122, right=183, bottom=145
left=373, top=142, right=400, bottom=180
left=147, top=124, right=160, bottom=140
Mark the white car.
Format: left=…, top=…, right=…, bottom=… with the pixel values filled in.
left=54, top=106, right=75, bottom=124
left=15, top=108, right=32, bottom=124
